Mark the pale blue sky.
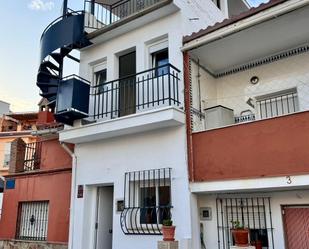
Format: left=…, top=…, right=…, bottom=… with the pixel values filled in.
left=0, top=0, right=83, bottom=112
left=0, top=0, right=268, bottom=112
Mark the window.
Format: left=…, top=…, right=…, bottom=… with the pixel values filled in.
left=152, top=49, right=169, bottom=76
left=3, top=142, right=11, bottom=168
left=94, top=69, right=107, bottom=93
left=256, top=89, right=299, bottom=119
left=121, top=168, right=172, bottom=235
left=140, top=185, right=171, bottom=225
left=216, top=197, right=274, bottom=249
left=16, top=201, right=49, bottom=241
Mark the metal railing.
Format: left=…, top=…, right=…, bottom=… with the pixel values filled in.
left=257, top=91, right=298, bottom=119
left=23, top=142, right=42, bottom=171
left=235, top=113, right=256, bottom=124
left=216, top=197, right=274, bottom=249
left=90, top=63, right=181, bottom=120
left=121, top=168, right=172, bottom=235
left=84, top=0, right=161, bottom=30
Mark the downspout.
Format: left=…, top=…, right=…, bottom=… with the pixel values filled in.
left=183, top=51, right=195, bottom=182
left=61, top=142, right=76, bottom=249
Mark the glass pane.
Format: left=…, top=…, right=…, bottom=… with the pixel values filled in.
left=159, top=186, right=171, bottom=223
left=140, top=187, right=157, bottom=224
left=153, top=49, right=169, bottom=76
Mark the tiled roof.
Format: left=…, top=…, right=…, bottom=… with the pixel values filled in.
left=183, top=0, right=288, bottom=44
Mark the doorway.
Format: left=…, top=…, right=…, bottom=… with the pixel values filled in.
left=95, top=186, right=114, bottom=249
left=283, top=205, right=309, bottom=249
left=118, top=51, right=136, bottom=117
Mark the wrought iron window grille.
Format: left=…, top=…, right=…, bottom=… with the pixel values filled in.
left=16, top=201, right=49, bottom=241
left=23, top=142, right=42, bottom=172
left=120, top=168, right=172, bottom=235
left=216, top=197, right=275, bottom=249
left=256, top=90, right=298, bottom=119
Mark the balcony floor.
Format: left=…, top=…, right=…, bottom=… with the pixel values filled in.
left=59, top=106, right=184, bottom=143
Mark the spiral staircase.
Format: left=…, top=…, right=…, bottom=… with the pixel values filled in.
left=36, top=10, right=91, bottom=110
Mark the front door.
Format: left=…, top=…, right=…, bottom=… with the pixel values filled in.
left=283, top=206, right=309, bottom=249
left=95, top=186, right=114, bottom=249
left=119, top=51, right=136, bottom=117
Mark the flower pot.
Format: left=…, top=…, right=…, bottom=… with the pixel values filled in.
left=252, top=240, right=262, bottom=249
left=162, top=226, right=176, bottom=241
left=231, top=229, right=249, bottom=247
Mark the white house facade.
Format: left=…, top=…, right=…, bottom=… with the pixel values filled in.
left=183, top=0, right=309, bottom=248
left=34, top=0, right=238, bottom=249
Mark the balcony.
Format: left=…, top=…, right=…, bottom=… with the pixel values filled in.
left=58, top=64, right=184, bottom=143
left=84, top=0, right=179, bottom=41
left=191, top=111, right=309, bottom=182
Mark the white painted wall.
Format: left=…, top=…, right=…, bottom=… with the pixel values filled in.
left=0, top=101, right=10, bottom=116
left=71, top=127, right=192, bottom=249
left=197, top=190, right=309, bottom=249
left=70, top=2, right=225, bottom=249
left=190, top=52, right=309, bottom=131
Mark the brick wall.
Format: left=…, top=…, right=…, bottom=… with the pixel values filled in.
left=9, top=138, right=26, bottom=174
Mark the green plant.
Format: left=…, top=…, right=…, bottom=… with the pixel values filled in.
left=162, top=219, right=173, bottom=226
left=231, top=220, right=244, bottom=230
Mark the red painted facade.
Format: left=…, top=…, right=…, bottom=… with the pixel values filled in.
left=0, top=171, right=71, bottom=242
left=0, top=112, right=73, bottom=244
left=191, top=111, right=309, bottom=181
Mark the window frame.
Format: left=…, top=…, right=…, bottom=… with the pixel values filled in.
left=3, top=142, right=11, bottom=168
left=138, top=181, right=171, bottom=225
left=152, top=48, right=169, bottom=77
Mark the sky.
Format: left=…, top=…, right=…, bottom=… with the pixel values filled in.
left=0, top=0, right=268, bottom=112
left=0, top=0, right=83, bottom=112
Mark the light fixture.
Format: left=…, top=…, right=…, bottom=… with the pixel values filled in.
left=250, top=76, right=259, bottom=84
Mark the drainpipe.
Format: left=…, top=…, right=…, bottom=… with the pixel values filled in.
left=61, top=142, right=76, bottom=249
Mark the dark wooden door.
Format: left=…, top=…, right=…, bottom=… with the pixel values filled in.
left=119, top=51, right=136, bottom=117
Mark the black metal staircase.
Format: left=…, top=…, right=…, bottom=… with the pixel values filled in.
left=37, top=10, right=90, bottom=106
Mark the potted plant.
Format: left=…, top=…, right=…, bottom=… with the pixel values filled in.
left=231, top=221, right=249, bottom=247
left=162, top=219, right=176, bottom=241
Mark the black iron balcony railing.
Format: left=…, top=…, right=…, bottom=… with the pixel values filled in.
left=90, top=63, right=181, bottom=120
left=23, top=142, right=42, bottom=171
left=84, top=0, right=161, bottom=30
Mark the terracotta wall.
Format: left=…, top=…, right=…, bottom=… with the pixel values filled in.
left=0, top=172, right=71, bottom=243
left=39, top=139, right=72, bottom=171
left=192, top=111, right=309, bottom=181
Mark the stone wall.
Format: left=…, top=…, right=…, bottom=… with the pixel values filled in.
left=0, top=240, right=67, bottom=249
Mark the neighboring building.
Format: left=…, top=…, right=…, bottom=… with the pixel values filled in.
left=33, top=1, right=255, bottom=249
left=0, top=112, right=39, bottom=177
left=0, top=101, right=10, bottom=116
left=182, top=0, right=309, bottom=248
left=0, top=109, right=72, bottom=249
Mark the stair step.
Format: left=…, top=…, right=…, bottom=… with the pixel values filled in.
left=61, top=46, right=72, bottom=57
left=50, top=53, right=63, bottom=64
left=40, top=90, right=58, bottom=98
left=41, top=61, right=60, bottom=71
left=37, top=82, right=58, bottom=87
left=37, top=71, right=60, bottom=80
